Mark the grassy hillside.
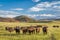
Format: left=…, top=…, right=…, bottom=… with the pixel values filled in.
left=0, top=17, right=19, bottom=22
left=14, top=15, right=39, bottom=23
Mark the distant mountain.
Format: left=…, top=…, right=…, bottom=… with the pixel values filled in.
left=54, top=19, right=60, bottom=21
left=14, top=15, right=38, bottom=23
left=0, top=15, right=60, bottom=22
left=33, top=16, right=60, bottom=20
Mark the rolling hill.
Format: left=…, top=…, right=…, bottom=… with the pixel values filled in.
left=0, top=15, right=60, bottom=22
left=14, top=15, right=38, bottom=23
left=0, top=17, right=19, bottom=22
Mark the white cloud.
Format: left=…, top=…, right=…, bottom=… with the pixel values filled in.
left=37, top=2, right=52, bottom=8
left=30, top=7, right=45, bottom=12
left=32, top=0, right=40, bottom=2
left=51, top=1, right=60, bottom=5
left=29, top=2, right=51, bottom=12
left=0, top=10, right=20, bottom=15
left=11, top=8, right=24, bottom=11
left=29, top=1, right=60, bottom=12
left=40, top=14, right=55, bottom=17
left=27, top=14, right=55, bottom=18
left=27, top=14, right=39, bottom=18
left=0, top=15, right=18, bottom=18
left=53, top=6, right=60, bottom=9
left=0, top=10, right=21, bottom=18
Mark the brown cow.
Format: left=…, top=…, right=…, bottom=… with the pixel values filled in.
left=32, top=25, right=41, bottom=34
left=5, top=27, right=14, bottom=33
left=21, top=27, right=28, bottom=34
left=27, top=26, right=36, bottom=34
left=35, top=27, right=40, bottom=33
left=35, top=25, right=42, bottom=33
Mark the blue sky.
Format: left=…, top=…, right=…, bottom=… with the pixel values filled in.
left=0, top=0, right=60, bottom=19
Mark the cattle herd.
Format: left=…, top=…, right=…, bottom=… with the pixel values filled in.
left=5, top=25, right=60, bottom=35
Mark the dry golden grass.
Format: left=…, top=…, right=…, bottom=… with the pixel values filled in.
left=0, top=21, right=60, bottom=40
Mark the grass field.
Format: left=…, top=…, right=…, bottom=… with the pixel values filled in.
left=0, top=21, right=60, bottom=40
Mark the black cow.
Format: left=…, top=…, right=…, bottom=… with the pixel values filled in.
left=42, top=26, right=48, bottom=34
left=56, top=26, right=59, bottom=28
left=53, top=25, right=59, bottom=28
left=14, top=26, right=20, bottom=34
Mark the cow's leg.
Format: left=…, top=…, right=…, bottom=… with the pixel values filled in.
left=32, top=30, right=35, bottom=34
left=28, top=30, right=31, bottom=35
left=23, top=30, right=27, bottom=34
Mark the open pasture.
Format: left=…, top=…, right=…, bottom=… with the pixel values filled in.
left=0, top=21, right=60, bottom=40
